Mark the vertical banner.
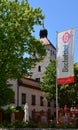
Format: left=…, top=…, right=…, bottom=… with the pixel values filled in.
left=57, top=28, right=76, bottom=84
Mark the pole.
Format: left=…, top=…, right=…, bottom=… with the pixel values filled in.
left=56, top=32, right=58, bottom=126
left=56, top=81, right=58, bottom=125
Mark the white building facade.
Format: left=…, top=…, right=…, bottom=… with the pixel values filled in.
left=9, top=77, right=55, bottom=120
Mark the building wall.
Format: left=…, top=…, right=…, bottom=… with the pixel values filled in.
left=31, top=44, right=56, bottom=81
left=7, top=78, right=55, bottom=119
left=18, top=85, right=54, bottom=118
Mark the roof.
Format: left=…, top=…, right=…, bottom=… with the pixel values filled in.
left=18, top=77, right=41, bottom=91
left=40, top=38, right=56, bottom=50
left=40, top=38, right=50, bottom=45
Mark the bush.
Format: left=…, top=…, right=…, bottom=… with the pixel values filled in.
left=49, top=120, right=57, bottom=128
left=0, top=121, right=38, bottom=128
left=2, top=106, right=24, bottom=123
left=0, top=108, right=4, bottom=112
left=2, top=109, right=11, bottom=122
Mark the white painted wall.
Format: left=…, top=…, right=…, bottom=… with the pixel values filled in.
left=18, top=85, right=54, bottom=118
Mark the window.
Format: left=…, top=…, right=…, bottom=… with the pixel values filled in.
left=48, top=101, right=51, bottom=107
left=21, top=93, right=26, bottom=104
left=38, top=66, right=41, bottom=72
left=51, top=50, right=52, bottom=56
left=53, top=50, right=54, bottom=55
left=36, top=78, right=40, bottom=81
left=32, top=95, right=36, bottom=105
left=40, top=96, right=44, bottom=106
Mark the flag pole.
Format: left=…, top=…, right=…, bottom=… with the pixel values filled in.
left=56, top=31, right=58, bottom=126
left=56, top=80, right=58, bottom=125
left=55, top=28, right=76, bottom=126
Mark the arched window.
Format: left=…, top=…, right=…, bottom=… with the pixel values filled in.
left=38, top=66, right=41, bottom=72
left=36, top=78, right=40, bottom=81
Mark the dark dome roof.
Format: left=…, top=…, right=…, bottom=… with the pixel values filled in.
left=39, top=28, right=48, bottom=38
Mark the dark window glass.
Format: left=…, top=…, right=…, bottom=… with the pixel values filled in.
left=51, top=50, right=52, bottom=56
left=21, top=93, right=26, bottom=104
left=36, top=78, right=40, bottom=81
left=38, top=66, right=41, bottom=72
left=48, top=101, right=51, bottom=107
left=40, top=96, right=44, bottom=106
left=32, top=95, right=36, bottom=105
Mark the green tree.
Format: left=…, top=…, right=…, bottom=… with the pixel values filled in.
left=40, top=59, right=56, bottom=101
left=40, top=59, right=78, bottom=108
left=0, top=0, right=46, bottom=106
left=0, top=81, right=14, bottom=106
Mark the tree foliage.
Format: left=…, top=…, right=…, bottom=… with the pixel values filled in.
left=0, top=81, right=14, bottom=106
left=40, top=59, right=78, bottom=108
left=40, top=59, right=56, bottom=100
left=0, top=0, right=46, bottom=106
left=0, top=0, right=46, bottom=80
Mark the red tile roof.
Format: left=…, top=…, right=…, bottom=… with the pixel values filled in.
left=40, top=38, right=56, bottom=50
left=40, top=38, right=50, bottom=45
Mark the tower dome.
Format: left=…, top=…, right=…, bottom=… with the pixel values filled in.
left=39, top=28, right=48, bottom=38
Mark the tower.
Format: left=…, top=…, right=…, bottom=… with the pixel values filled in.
left=31, top=26, right=56, bottom=82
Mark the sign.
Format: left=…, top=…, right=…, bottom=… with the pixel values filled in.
left=57, top=28, right=76, bottom=84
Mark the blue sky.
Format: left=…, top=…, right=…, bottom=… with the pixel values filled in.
left=28, top=0, right=78, bottom=63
